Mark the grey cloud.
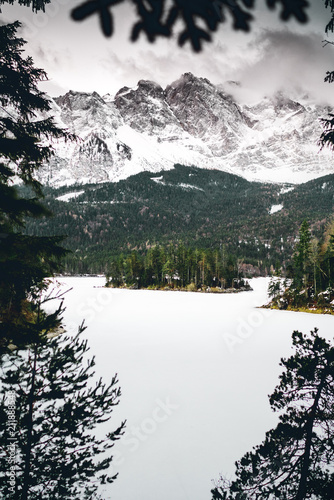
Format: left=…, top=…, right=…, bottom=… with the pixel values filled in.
left=3, top=0, right=331, bottom=106
left=101, top=39, right=241, bottom=96
left=99, top=27, right=334, bottom=107
left=35, top=45, right=60, bottom=67
left=229, top=29, right=334, bottom=104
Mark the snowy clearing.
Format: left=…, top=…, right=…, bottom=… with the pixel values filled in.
left=56, top=190, right=85, bottom=202
left=279, top=186, right=295, bottom=195
left=269, top=204, right=283, bottom=214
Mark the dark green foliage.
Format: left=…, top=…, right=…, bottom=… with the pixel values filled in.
left=320, top=0, right=334, bottom=151
left=324, top=232, right=334, bottom=288
left=0, top=19, right=124, bottom=500
left=0, top=23, right=72, bottom=187
left=26, top=165, right=282, bottom=274
left=0, top=22, right=74, bottom=351
left=293, top=220, right=311, bottom=289
left=0, top=320, right=126, bottom=499
left=211, top=329, right=334, bottom=500
left=268, top=275, right=284, bottom=300
left=105, top=243, right=250, bottom=290
left=268, top=219, right=334, bottom=311
left=24, top=167, right=334, bottom=276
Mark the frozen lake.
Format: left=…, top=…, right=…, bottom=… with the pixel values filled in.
left=54, top=277, right=334, bottom=499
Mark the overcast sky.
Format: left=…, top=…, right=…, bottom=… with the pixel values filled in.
left=2, top=0, right=334, bottom=103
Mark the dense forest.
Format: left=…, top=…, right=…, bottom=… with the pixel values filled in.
left=105, top=243, right=252, bottom=290
left=268, top=219, right=334, bottom=312
left=23, top=165, right=334, bottom=275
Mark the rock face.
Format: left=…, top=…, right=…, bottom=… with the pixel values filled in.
left=38, top=73, right=334, bottom=187
left=114, top=80, right=180, bottom=135
left=165, top=73, right=248, bottom=154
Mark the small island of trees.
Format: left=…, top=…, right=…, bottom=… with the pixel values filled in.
left=105, top=244, right=252, bottom=292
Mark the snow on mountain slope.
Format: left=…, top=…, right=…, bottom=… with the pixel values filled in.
left=165, top=73, right=249, bottom=155
left=36, top=73, right=334, bottom=187
left=227, top=93, right=332, bottom=183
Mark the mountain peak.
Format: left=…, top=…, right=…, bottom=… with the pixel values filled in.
left=54, top=90, right=105, bottom=111
left=167, top=72, right=212, bottom=91
left=39, top=73, right=333, bottom=187
left=137, top=79, right=164, bottom=97
left=271, top=91, right=304, bottom=112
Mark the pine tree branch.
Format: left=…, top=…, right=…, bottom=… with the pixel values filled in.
left=71, top=0, right=309, bottom=51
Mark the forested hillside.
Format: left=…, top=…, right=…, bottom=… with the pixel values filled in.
left=23, top=165, right=334, bottom=274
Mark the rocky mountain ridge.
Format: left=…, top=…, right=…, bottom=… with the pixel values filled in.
left=38, top=72, right=334, bottom=186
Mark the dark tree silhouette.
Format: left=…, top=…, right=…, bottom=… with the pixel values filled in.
left=0, top=319, right=126, bottom=499
left=211, top=329, right=334, bottom=500
left=0, top=0, right=50, bottom=11
left=0, top=22, right=125, bottom=499
left=71, top=0, right=310, bottom=51
left=319, top=1, right=334, bottom=151
left=0, top=0, right=311, bottom=51
left=0, top=21, right=76, bottom=352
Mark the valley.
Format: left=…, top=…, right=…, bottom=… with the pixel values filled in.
left=25, top=165, right=334, bottom=275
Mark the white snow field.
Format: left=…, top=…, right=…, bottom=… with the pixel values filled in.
left=53, top=277, right=334, bottom=500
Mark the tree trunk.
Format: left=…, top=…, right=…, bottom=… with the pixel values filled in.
left=295, top=368, right=328, bottom=500
left=21, top=345, right=38, bottom=500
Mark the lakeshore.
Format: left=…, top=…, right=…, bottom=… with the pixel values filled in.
left=262, top=302, right=334, bottom=315
left=105, top=284, right=253, bottom=293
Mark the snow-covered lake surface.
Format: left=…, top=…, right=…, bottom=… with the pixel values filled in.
left=53, top=277, right=334, bottom=500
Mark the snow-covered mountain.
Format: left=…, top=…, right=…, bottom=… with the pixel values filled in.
left=38, top=73, right=334, bottom=186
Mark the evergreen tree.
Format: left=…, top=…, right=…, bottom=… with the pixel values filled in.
left=321, top=224, right=334, bottom=289
left=124, top=251, right=143, bottom=287
left=327, top=234, right=334, bottom=286
left=105, top=244, right=252, bottom=290
left=0, top=21, right=74, bottom=352
left=163, top=244, right=176, bottom=286
left=293, top=220, right=311, bottom=290
left=0, top=0, right=50, bottom=10
left=211, top=329, right=334, bottom=500
left=309, top=237, right=320, bottom=296
left=106, top=257, right=123, bottom=287
left=150, top=245, right=164, bottom=285
left=176, top=243, right=187, bottom=288
left=319, top=0, right=334, bottom=151
left=0, top=317, right=126, bottom=499
left=0, top=25, right=125, bottom=498
left=268, top=275, right=283, bottom=303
